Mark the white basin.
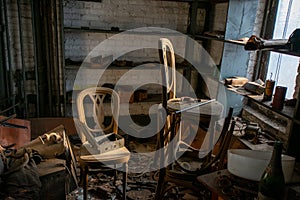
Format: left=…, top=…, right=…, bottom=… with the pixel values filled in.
left=227, top=149, right=295, bottom=183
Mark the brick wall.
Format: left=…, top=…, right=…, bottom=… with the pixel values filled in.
left=63, top=1, right=230, bottom=105
left=3, top=0, right=229, bottom=116
left=64, top=0, right=189, bottom=32
left=208, top=2, right=228, bottom=66
left=247, top=0, right=267, bottom=80
left=63, top=0, right=190, bottom=62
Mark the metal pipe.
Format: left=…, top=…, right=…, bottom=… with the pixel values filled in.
left=53, top=0, right=62, bottom=116
left=43, top=0, right=53, bottom=116
left=0, top=114, right=27, bottom=129
left=30, top=0, right=40, bottom=117
left=0, top=114, right=17, bottom=124
left=54, top=0, right=60, bottom=115
left=50, top=0, right=58, bottom=116
left=49, top=0, right=55, bottom=116
left=0, top=0, right=9, bottom=100
left=17, top=0, right=28, bottom=118
left=59, top=0, right=66, bottom=117
left=0, top=103, right=20, bottom=115
left=3, top=0, right=15, bottom=114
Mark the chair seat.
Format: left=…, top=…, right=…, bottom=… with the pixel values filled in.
left=79, top=147, right=130, bottom=165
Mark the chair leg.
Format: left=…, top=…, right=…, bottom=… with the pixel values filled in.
left=155, top=167, right=166, bottom=200
left=122, top=163, right=128, bottom=200
left=114, top=164, right=117, bottom=185
left=82, top=165, right=88, bottom=200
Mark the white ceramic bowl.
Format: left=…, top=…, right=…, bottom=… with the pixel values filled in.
left=227, top=149, right=295, bottom=183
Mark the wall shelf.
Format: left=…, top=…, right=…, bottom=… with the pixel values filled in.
left=64, top=27, right=122, bottom=34
left=194, top=34, right=246, bottom=46
left=196, top=34, right=300, bottom=57
left=64, top=27, right=184, bottom=36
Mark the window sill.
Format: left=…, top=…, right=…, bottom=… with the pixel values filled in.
left=241, top=105, right=292, bottom=149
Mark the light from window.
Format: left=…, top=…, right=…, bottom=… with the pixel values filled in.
left=267, top=0, right=300, bottom=99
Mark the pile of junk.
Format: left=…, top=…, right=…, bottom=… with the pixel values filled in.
left=0, top=116, right=77, bottom=200
left=0, top=116, right=160, bottom=200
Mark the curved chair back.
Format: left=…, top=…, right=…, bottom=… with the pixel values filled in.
left=159, top=38, right=176, bottom=99
left=76, top=87, right=120, bottom=143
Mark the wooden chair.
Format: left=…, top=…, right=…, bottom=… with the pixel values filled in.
left=155, top=105, right=235, bottom=199
left=75, top=87, right=130, bottom=200
left=154, top=38, right=235, bottom=199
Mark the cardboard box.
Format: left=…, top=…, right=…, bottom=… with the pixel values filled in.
left=29, top=117, right=77, bottom=139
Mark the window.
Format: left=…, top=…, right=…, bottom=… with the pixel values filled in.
left=266, top=0, right=300, bottom=99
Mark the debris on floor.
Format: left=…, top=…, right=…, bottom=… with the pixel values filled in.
left=66, top=140, right=201, bottom=199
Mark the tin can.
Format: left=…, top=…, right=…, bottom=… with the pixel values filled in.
left=272, top=86, right=287, bottom=111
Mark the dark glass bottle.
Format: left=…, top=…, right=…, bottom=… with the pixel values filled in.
left=257, top=141, right=285, bottom=200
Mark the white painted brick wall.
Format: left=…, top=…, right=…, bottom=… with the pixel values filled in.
left=208, top=3, right=228, bottom=66
left=65, top=31, right=188, bottom=63
left=211, top=3, right=228, bottom=32
left=64, top=0, right=190, bottom=62
left=64, top=0, right=190, bottom=31
left=65, top=63, right=187, bottom=95
left=67, top=65, right=162, bottom=93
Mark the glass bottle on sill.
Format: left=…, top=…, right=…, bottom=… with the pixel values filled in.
left=257, top=141, right=285, bottom=200
left=263, top=73, right=275, bottom=101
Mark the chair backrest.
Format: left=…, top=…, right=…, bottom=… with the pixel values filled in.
left=76, top=87, right=120, bottom=143
left=159, top=38, right=176, bottom=100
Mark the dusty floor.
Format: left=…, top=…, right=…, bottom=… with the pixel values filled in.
left=66, top=139, right=201, bottom=200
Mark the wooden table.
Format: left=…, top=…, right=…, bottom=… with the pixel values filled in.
left=166, top=98, right=224, bottom=149
left=167, top=98, right=223, bottom=122
left=197, top=165, right=300, bottom=200
left=196, top=169, right=259, bottom=200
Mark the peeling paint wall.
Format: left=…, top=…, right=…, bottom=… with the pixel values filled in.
left=219, top=0, right=260, bottom=114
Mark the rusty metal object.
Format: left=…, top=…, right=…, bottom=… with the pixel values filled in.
left=214, top=172, right=258, bottom=199
left=272, top=86, right=287, bottom=111
left=245, top=35, right=289, bottom=50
